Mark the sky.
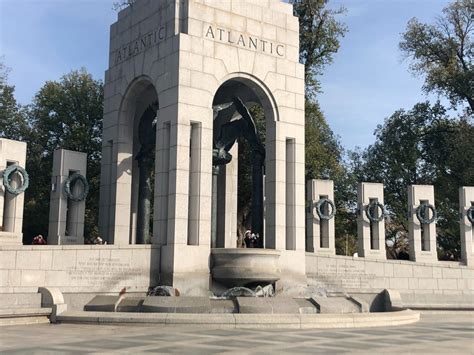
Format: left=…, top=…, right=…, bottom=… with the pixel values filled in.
left=318, top=0, right=452, bottom=150
left=0, top=0, right=452, bottom=150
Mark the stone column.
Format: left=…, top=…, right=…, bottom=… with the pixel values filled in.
left=460, top=186, right=474, bottom=266
left=153, top=116, right=171, bottom=247
left=223, top=144, right=238, bottom=248
left=186, top=121, right=200, bottom=246
left=98, top=138, right=114, bottom=244
left=253, top=151, right=265, bottom=248
left=270, top=121, right=307, bottom=294
left=157, top=98, right=213, bottom=296
left=306, top=179, right=335, bottom=255
left=357, top=182, right=386, bottom=259
left=0, top=138, right=27, bottom=245
left=48, top=149, right=87, bottom=245
left=408, top=185, right=438, bottom=263
left=215, top=145, right=238, bottom=249
left=211, top=165, right=219, bottom=248
left=2, top=172, right=20, bottom=233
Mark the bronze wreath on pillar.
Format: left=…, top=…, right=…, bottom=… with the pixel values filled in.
left=416, top=203, right=437, bottom=225
left=466, top=206, right=474, bottom=224
left=63, top=173, right=89, bottom=202
left=313, top=198, right=336, bottom=220
left=365, top=201, right=385, bottom=223
left=2, top=164, right=29, bottom=195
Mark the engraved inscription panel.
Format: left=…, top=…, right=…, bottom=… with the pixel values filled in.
left=68, top=256, right=142, bottom=287
left=312, top=262, right=377, bottom=291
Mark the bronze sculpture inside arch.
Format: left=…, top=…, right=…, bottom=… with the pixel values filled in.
left=212, top=96, right=265, bottom=248
left=135, top=102, right=159, bottom=244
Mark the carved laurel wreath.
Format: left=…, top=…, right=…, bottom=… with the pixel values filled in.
left=63, top=173, right=89, bottom=202
left=2, top=165, right=29, bottom=195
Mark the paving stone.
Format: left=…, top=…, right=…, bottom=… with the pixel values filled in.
left=1, top=309, right=473, bottom=354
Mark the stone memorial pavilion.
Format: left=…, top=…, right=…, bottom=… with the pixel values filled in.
left=0, top=0, right=472, bottom=326
left=99, top=0, right=306, bottom=295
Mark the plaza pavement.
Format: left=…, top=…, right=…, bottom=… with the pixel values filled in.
left=0, top=312, right=473, bottom=354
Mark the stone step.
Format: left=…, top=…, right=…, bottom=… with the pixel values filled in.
left=84, top=296, right=318, bottom=314
left=0, top=307, right=51, bottom=317
left=85, top=296, right=217, bottom=314
left=235, top=297, right=316, bottom=314
left=56, top=309, right=421, bottom=329
left=141, top=297, right=212, bottom=313
left=0, top=315, right=50, bottom=326
left=0, top=307, right=52, bottom=326
left=294, top=298, right=318, bottom=314
left=311, top=296, right=362, bottom=314
left=84, top=295, right=122, bottom=312
left=116, top=297, right=144, bottom=312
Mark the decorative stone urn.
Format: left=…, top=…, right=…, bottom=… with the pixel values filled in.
left=211, top=248, right=281, bottom=287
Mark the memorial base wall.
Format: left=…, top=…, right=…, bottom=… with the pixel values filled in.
left=0, top=245, right=159, bottom=294
left=306, top=253, right=474, bottom=300
left=1, top=246, right=472, bottom=308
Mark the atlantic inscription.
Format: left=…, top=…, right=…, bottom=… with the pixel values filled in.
left=114, top=26, right=166, bottom=65
left=112, top=23, right=286, bottom=66
left=205, top=25, right=285, bottom=57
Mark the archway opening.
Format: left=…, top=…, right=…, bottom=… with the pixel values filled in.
left=123, top=80, right=159, bottom=244
left=211, top=77, right=276, bottom=249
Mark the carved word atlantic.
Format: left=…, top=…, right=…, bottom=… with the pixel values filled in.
left=114, top=26, right=166, bottom=65
left=205, top=25, right=285, bottom=57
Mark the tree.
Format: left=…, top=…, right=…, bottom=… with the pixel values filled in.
left=305, top=101, right=343, bottom=181
left=400, top=0, right=473, bottom=111
left=112, top=0, right=136, bottom=11
left=305, top=101, right=357, bottom=255
left=22, top=69, right=103, bottom=243
left=291, top=0, right=347, bottom=98
left=291, top=1, right=353, bottom=253
left=0, top=60, right=28, bottom=141
left=352, top=102, right=474, bottom=259
left=422, top=111, right=474, bottom=259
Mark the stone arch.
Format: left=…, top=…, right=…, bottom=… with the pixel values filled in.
left=211, top=73, right=280, bottom=250
left=212, top=72, right=279, bottom=123
left=113, top=76, right=159, bottom=244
